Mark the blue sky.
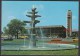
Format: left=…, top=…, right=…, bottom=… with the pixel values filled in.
left=2, top=1, right=79, bottom=31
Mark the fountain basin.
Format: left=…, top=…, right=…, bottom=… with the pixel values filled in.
left=1, top=43, right=78, bottom=50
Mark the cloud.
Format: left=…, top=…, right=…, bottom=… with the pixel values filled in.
left=8, top=16, right=16, bottom=21
left=8, top=16, right=16, bottom=19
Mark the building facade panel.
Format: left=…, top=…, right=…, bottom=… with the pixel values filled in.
left=35, top=25, right=66, bottom=38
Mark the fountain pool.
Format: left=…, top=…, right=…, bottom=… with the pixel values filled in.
left=1, top=39, right=78, bottom=50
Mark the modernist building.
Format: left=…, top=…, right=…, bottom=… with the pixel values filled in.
left=34, top=10, right=73, bottom=38
left=35, top=25, right=66, bottom=38
left=25, top=10, right=77, bottom=38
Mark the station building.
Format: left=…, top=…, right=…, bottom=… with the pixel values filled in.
left=25, top=10, right=78, bottom=38
left=35, top=25, right=66, bottom=38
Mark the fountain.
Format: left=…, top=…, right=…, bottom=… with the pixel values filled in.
left=24, top=7, right=41, bottom=48
left=22, top=37, right=26, bottom=47
left=1, top=7, right=78, bottom=50
left=39, top=28, right=45, bottom=48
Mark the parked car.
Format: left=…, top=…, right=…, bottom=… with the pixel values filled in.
left=19, top=35, right=28, bottom=39
left=3, top=38, right=13, bottom=41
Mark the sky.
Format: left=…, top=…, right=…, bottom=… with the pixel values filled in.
left=2, top=1, right=79, bottom=32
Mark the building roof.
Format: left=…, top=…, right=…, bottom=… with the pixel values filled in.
left=25, top=25, right=65, bottom=29
left=35, top=25, right=65, bottom=28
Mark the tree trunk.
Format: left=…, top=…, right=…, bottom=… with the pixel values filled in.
left=16, top=32, right=18, bottom=39
left=15, top=35, right=17, bottom=39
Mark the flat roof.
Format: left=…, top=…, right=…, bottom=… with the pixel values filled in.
left=35, top=25, right=65, bottom=28
left=25, top=25, right=65, bottom=29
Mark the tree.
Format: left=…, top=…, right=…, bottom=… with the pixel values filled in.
left=21, top=27, right=27, bottom=35
left=4, top=19, right=26, bottom=39
left=3, top=27, right=9, bottom=35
